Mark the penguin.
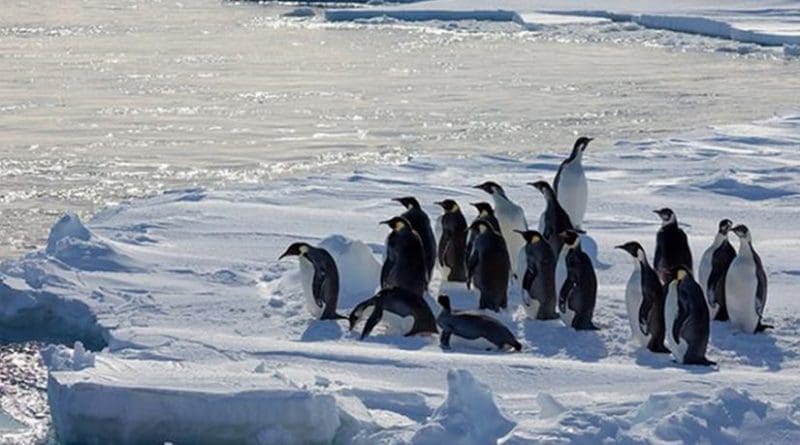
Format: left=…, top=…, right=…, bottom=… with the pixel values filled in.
left=515, top=230, right=559, bottom=320
left=434, top=199, right=468, bottom=282
left=529, top=180, right=576, bottom=257
left=616, top=241, right=669, bottom=353
left=725, top=224, right=772, bottom=334
left=467, top=220, right=510, bottom=311
left=279, top=242, right=346, bottom=320
left=558, top=230, right=598, bottom=330
left=466, top=202, right=501, bottom=257
left=394, top=196, right=436, bottom=284
left=554, top=136, right=592, bottom=231
left=664, top=267, right=715, bottom=366
left=349, top=287, right=438, bottom=339
left=380, top=216, right=427, bottom=297
left=473, top=181, right=528, bottom=275
left=653, top=208, right=693, bottom=284
left=436, top=295, right=521, bottom=352
left=698, top=219, right=736, bottom=321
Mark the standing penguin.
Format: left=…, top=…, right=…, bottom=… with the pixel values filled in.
left=394, top=197, right=436, bottom=284
left=349, top=287, right=438, bottom=339
left=436, top=295, right=521, bottom=352
left=380, top=216, right=427, bottom=297
left=279, top=242, right=346, bottom=320
left=529, top=180, right=576, bottom=257
left=434, top=199, right=468, bottom=282
left=726, top=225, right=772, bottom=334
left=664, top=267, right=715, bottom=366
left=698, top=219, right=736, bottom=320
left=515, top=230, right=559, bottom=320
left=654, top=208, right=693, bottom=284
left=616, top=241, right=669, bottom=353
left=558, top=230, right=598, bottom=330
left=473, top=182, right=528, bottom=275
left=467, top=220, right=510, bottom=311
left=554, top=137, right=592, bottom=231
left=466, top=202, right=501, bottom=257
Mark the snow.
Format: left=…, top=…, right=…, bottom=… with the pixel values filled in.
left=2, top=111, right=800, bottom=442
left=325, top=0, right=800, bottom=47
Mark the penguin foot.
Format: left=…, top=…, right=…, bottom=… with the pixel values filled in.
left=755, top=322, right=774, bottom=333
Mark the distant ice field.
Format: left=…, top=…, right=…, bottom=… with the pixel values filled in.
left=2, top=0, right=800, bottom=257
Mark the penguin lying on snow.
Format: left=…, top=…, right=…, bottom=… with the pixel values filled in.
left=349, top=287, right=437, bottom=340
left=654, top=208, right=693, bottom=284
left=434, top=199, right=468, bottom=282
left=380, top=216, right=428, bottom=297
left=515, top=230, right=559, bottom=320
left=698, top=219, right=736, bottom=321
left=279, top=242, right=346, bottom=320
left=394, top=197, right=436, bottom=285
left=436, top=295, right=521, bottom=352
left=616, top=241, right=669, bottom=353
left=558, top=230, right=598, bottom=330
left=664, top=267, right=715, bottom=366
left=726, top=224, right=772, bottom=334
left=554, top=136, right=592, bottom=231
left=467, top=220, right=510, bottom=311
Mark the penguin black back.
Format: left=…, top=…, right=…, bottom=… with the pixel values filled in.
left=435, top=199, right=468, bottom=282
left=653, top=208, right=693, bottom=284
left=529, top=180, right=575, bottom=256
left=380, top=216, right=428, bottom=297
left=394, top=197, right=436, bottom=283
left=467, top=220, right=510, bottom=311
left=559, top=230, right=598, bottom=330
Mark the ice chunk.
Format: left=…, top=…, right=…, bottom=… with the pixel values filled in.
left=46, top=212, right=91, bottom=254
left=41, top=341, right=96, bottom=371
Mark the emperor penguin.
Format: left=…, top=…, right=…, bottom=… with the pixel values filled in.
left=515, top=230, right=559, bottom=320
left=664, top=267, right=715, bottom=366
left=554, top=137, right=592, bottom=231
left=726, top=224, right=772, bottom=334
left=279, top=242, right=346, bottom=320
left=380, top=216, right=427, bottom=297
left=558, top=230, right=598, bottom=330
left=349, top=287, right=438, bottom=339
left=436, top=295, right=521, bottom=352
left=434, top=199, right=468, bottom=282
left=616, top=241, right=669, bottom=353
left=394, top=196, right=436, bottom=284
left=529, top=180, right=577, bottom=257
left=654, top=208, right=693, bottom=284
left=467, top=220, right=510, bottom=311
left=473, top=181, right=528, bottom=275
left=466, top=202, right=500, bottom=256
left=698, top=219, right=736, bottom=320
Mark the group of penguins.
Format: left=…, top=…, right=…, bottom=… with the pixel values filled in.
left=279, top=137, right=771, bottom=366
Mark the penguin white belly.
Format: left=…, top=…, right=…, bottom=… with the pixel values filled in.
left=380, top=310, right=416, bottom=336
left=555, top=247, right=568, bottom=296
left=299, top=258, right=324, bottom=319
left=557, top=165, right=587, bottom=229
left=449, top=334, right=498, bottom=351
left=495, top=202, right=527, bottom=276
left=664, top=282, right=681, bottom=361
left=624, top=268, right=646, bottom=346
left=726, top=259, right=759, bottom=333
left=698, top=247, right=716, bottom=316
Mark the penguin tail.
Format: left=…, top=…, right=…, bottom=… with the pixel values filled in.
left=321, top=312, right=348, bottom=321
left=756, top=322, right=774, bottom=333
left=510, top=340, right=522, bottom=352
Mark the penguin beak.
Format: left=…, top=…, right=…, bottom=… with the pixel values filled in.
left=434, top=201, right=445, bottom=208
left=379, top=219, right=391, bottom=226
left=613, top=244, right=624, bottom=250
left=278, top=249, right=291, bottom=260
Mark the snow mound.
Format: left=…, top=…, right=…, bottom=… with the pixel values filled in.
left=48, top=358, right=341, bottom=445
left=44, top=212, right=139, bottom=272
left=320, top=235, right=381, bottom=308
left=786, top=44, right=800, bottom=57
left=40, top=342, right=95, bottom=371
left=283, top=7, right=315, bottom=18
left=411, top=369, right=515, bottom=445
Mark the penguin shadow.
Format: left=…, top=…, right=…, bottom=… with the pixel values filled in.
left=523, top=320, right=607, bottom=362
left=347, top=330, right=435, bottom=351
left=300, top=319, right=345, bottom=342
left=710, top=321, right=785, bottom=371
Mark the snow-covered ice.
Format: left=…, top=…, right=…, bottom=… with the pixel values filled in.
left=1, top=111, right=800, bottom=442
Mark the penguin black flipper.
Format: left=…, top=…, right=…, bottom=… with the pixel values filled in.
left=753, top=249, right=773, bottom=332
left=380, top=248, right=395, bottom=288
left=522, top=263, right=537, bottom=296
left=642, top=265, right=669, bottom=353
left=638, top=294, right=652, bottom=336
left=553, top=160, right=567, bottom=196
left=438, top=228, right=451, bottom=268
left=707, top=240, right=736, bottom=321
left=360, top=297, right=384, bottom=340
left=439, top=330, right=452, bottom=349
left=673, top=291, right=690, bottom=345
left=466, top=247, right=479, bottom=290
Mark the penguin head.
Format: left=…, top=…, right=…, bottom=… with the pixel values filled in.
left=437, top=294, right=452, bottom=312
left=527, top=180, right=554, bottom=197
left=515, top=229, right=543, bottom=244
left=653, top=208, right=676, bottom=225
left=278, top=242, right=311, bottom=259
left=435, top=199, right=459, bottom=213
left=393, top=196, right=420, bottom=210
left=380, top=216, right=410, bottom=232
left=559, top=230, right=580, bottom=248
left=574, top=136, right=594, bottom=153
left=470, top=202, right=494, bottom=216
left=473, top=181, right=505, bottom=197
left=718, top=219, right=733, bottom=235
left=615, top=241, right=645, bottom=261
left=732, top=224, right=751, bottom=240
left=469, top=220, right=492, bottom=234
